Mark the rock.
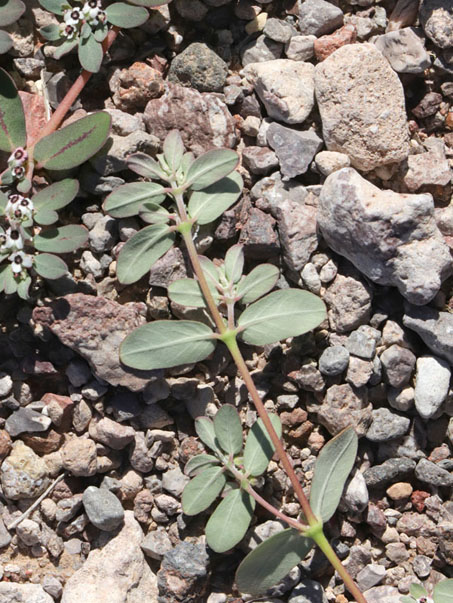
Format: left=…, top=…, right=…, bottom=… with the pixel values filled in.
left=162, top=467, right=189, bottom=497
left=277, top=200, right=318, bottom=275
left=403, top=152, right=451, bottom=198
left=42, top=576, right=63, bottom=599
left=288, top=580, right=327, bottom=603
left=264, top=18, right=295, bottom=43
left=415, top=458, right=453, bottom=487
left=386, top=482, right=413, bottom=501
left=318, top=346, right=350, bottom=376
left=363, top=458, right=416, bottom=487
left=251, top=171, right=309, bottom=217
left=314, top=151, right=350, bottom=176
left=317, top=384, right=372, bottom=437
left=61, top=437, right=97, bottom=477
left=414, top=355, right=451, bottom=419
left=380, top=345, right=416, bottom=388
left=61, top=511, right=157, bottom=603
left=106, top=108, right=144, bottom=136
left=366, top=408, right=410, bottom=442
left=91, top=132, right=159, bottom=177
left=141, top=529, right=173, bottom=560
left=315, top=44, right=409, bottom=171
left=242, top=60, right=315, bottom=125
left=403, top=305, right=453, bottom=365
left=345, top=326, right=379, bottom=360
left=323, top=273, right=372, bottom=333
left=16, top=518, right=41, bottom=546
left=144, top=84, right=237, bottom=156
left=420, top=0, right=453, bottom=49
left=0, top=430, right=12, bottom=460
left=362, top=585, right=401, bottom=603
left=267, top=123, right=323, bottom=178
left=5, top=407, right=51, bottom=436
left=314, top=24, right=357, bottom=62
left=342, top=469, right=369, bottom=514
left=33, top=294, right=160, bottom=392
left=318, top=168, right=452, bottom=305
left=412, top=554, right=432, bottom=579
left=242, top=146, right=279, bottom=175
left=238, top=205, right=280, bottom=259
left=0, top=584, right=53, bottom=603
left=285, top=35, right=315, bottom=61
left=83, top=486, right=124, bottom=531
left=168, top=43, right=228, bottom=93
left=1, top=441, right=49, bottom=500
left=157, top=541, right=209, bottom=603
left=298, top=0, right=343, bottom=36
left=0, top=372, right=12, bottom=397
left=90, top=417, right=135, bottom=450
left=374, top=27, right=431, bottom=73
left=356, top=564, right=386, bottom=591
left=241, top=34, right=283, bottom=66
left=109, top=62, right=164, bottom=112
left=346, top=357, right=373, bottom=388
left=174, top=0, right=207, bottom=21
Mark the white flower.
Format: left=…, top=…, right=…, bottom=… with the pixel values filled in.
left=9, top=250, right=33, bottom=274
left=3, top=228, right=24, bottom=251
left=82, top=0, right=101, bottom=23
left=5, top=195, right=33, bottom=224
left=60, top=22, right=77, bottom=38
left=12, top=166, right=25, bottom=181
left=64, top=8, right=82, bottom=26
left=7, top=147, right=27, bottom=168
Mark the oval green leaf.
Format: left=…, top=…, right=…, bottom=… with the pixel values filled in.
left=195, top=417, right=223, bottom=456
left=224, top=244, right=244, bottom=285
left=188, top=171, right=242, bottom=225
left=39, top=23, right=61, bottom=41
left=434, top=580, right=453, bottom=603
left=184, top=454, right=220, bottom=477
left=33, top=178, right=79, bottom=211
left=120, top=320, right=216, bottom=370
left=409, top=584, right=428, bottom=599
left=309, top=427, right=358, bottom=523
left=168, top=277, right=219, bottom=308
left=78, top=33, right=103, bottom=73
left=128, top=0, right=171, bottom=5
left=33, top=253, right=68, bottom=280
left=0, top=0, right=24, bottom=26
left=243, top=413, right=282, bottom=477
left=37, top=0, right=65, bottom=15
left=17, top=274, right=31, bottom=300
left=4, top=266, right=17, bottom=295
left=0, top=30, right=12, bottom=53
left=0, top=68, right=26, bottom=152
left=236, top=529, right=313, bottom=596
left=34, top=209, right=58, bottom=226
left=33, top=225, right=88, bottom=253
left=238, top=289, right=326, bottom=346
left=116, top=224, right=174, bottom=284
left=206, top=489, right=255, bottom=553
left=213, top=404, right=243, bottom=455
left=105, top=2, right=149, bottom=27
left=127, top=153, right=167, bottom=181
left=53, top=38, right=78, bottom=59
left=103, top=182, right=166, bottom=218
left=34, top=112, right=111, bottom=170
left=139, top=202, right=170, bottom=224
left=236, top=264, right=280, bottom=305
left=163, top=130, right=184, bottom=172
left=185, top=149, right=239, bottom=191
left=182, top=466, right=227, bottom=516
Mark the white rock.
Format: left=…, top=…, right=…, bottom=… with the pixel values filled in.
left=374, top=27, right=431, bottom=74
left=0, top=583, right=53, bottom=603
left=414, top=356, right=451, bottom=419
left=315, top=151, right=350, bottom=176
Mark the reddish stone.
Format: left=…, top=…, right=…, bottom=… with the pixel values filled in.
left=446, top=112, right=453, bottom=129
left=21, top=355, right=58, bottom=375
left=134, top=489, right=154, bottom=523
left=21, top=429, right=63, bottom=454
left=110, top=61, right=164, bottom=111
left=280, top=408, right=308, bottom=427
left=288, top=421, right=313, bottom=442
left=428, top=444, right=450, bottom=463
left=411, top=490, right=430, bottom=513
left=41, top=392, right=74, bottom=432
left=179, top=436, right=203, bottom=464
left=0, top=429, right=12, bottom=460
left=18, top=92, right=47, bottom=147
left=314, top=25, right=357, bottom=62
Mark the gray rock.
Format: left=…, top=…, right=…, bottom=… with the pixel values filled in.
left=345, top=326, right=379, bottom=360
left=267, top=123, right=323, bottom=179
left=90, top=417, right=135, bottom=450
left=420, top=0, right=453, bottom=49
left=374, top=27, right=431, bottom=73
left=91, top=132, right=159, bottom=176
left=0, top=584, right=53, bottom=603
left=83, top=486, right=124, bottom=531
left=106, top=108, right=144, bottom=136
left=88, top=215, right=117, bottom=254
left=141, top=529, right=173, bottom=560
left=56, top=495, right=83, bottom=522
left=0, top=517, right=12, bottom=548
left=298, top=0, right=343, bottom=36
left=168, top=43, right=228, bottom=93
left=264, top=18, right=295, bottom=43
left=380, top=345, right=416, bottom=388
left=342, top=469, right=369, bottom=514
left=318, top=345, right=350, bottom=376
left=403, top=305, right=453, bottom=366
left=42, top=575, right=63, bottom=599
left=0, top=372, right=12, bottom=397
left=362, top=585, right=401, bottom=603
left=241, top=35, right=283, bottom=66
left=366, top=408, right=410, bottom=442
left=323, top=273, right=372, bottom=334
left=174, top=0, right=207, bottom=21
left=412, top=554, right=432, bottom=579
left=315, top=44, right=409, bottom=171
left=65, top=358, right=92, bottom=388
left=285, top=35, right=316, bottom=61
left=388, top=386, right=415, bottom=412
left=317, top=384, right=372, bottom=437
left=242, top=146, right=279, bottom=175
left=363, top=458, right=416, bottom=487
left=5, top=407, right=51, bottom=437
left=301, top=262, right=321, bottom=294
left=157, top=541, right=209, bottom=603
left=251, top=171, right=309, bottom=217
left=1, top=441, right=49, bottom=500
left=277, top=200, right=318, bottom=275
left=243, top=60, right=315, bottom=125
left=415, top=458, right=453, bottom=487
left=318, top=168, right=452, bottom=305
left=414, top=355, right=451, bottom=419
left=162, top=466, right=189, bottom=497
left=356, top=564, right=386, bottom=591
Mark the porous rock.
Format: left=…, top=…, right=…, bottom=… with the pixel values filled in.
left=374, top=28, right=431, bottom=74
left=0, top=583, right=53, bottom=603
left=403, top=305, right=453, bottom=365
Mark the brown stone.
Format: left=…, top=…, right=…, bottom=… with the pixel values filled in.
left=0, top=430, right=12, bottom=461
left=41, top=393, right=74, bottom=431
left=21, top=430, right=63, bottom=454
left=110, top=62, right=164, bottom=112
left=314, top=25, right=357, bottom=61
left=133, top=489, right=154, bottom=524
left=317, top=383, right=372, bottom=437
left=411, top=490, right=430, bottom=513
left=386, top=482, right=413, bottom=502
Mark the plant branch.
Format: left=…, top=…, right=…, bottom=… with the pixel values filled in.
left=245, top=484, right=306, bottom=531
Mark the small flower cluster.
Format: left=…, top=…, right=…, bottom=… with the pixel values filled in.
left=7, top=147, right=28, bottom=182
left=60, top=1, right=106, bottom=39
left=0, top=183, right=34, bottom=278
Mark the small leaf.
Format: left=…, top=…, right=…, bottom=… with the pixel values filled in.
left=34, top=112, right=111, bottom=170
left=182, top=466, right=227, bottom=516
left=116, top=224, right=174, bottom=284
left=184, top=454, right=220, bottom=477
left=103, top=182, right=166, bottom=218
left=0, top=191, right=8, bottom=214
left=195, top=417, right=223, bottom=456
left=34, top=253, right=68, bottom=280
left=236, top=264, right=280, bottom=305
left=243, top=414, right=282, bottom=477
left=433, top=579, right=453, bottom=603
left=38, top=0, right=66, bottom=15
left=139, top=202, right=170, bottom=224
left=238, top=289, right=326, bottom=346
left=78, top=32, right=103, bottom=73
left=34, top=225, right=88, bottom=253
left=182, top=151, right=195, bottom=174
left=213, top=404, right=243, bottom=455
left=236, top=529, right=313, bottom=596
left=0, top=263, right=10, bottom=292
left=4, top=267, right=17, bottom=295
left=39, top=23, right=61, bottom=41
left=199, top=255, right=221, bottom=287
left=0, top=0, right=25, bottom=26
left=120, top=320, right=216, bottom=370
left=0, top=30, right=12, bottom=53
left=185, top=149, right=239, bottom=191
left=409, top=584, right=428, bottom=599
left=309, top=427, right=358, bottom=523
left=93, top=23, right=108, bottom=42
left=32, top=178, right=79, bottom=211
left=17, top=275, right=31, bottom=300
left=224, top=244, right=244, bottom=285
left=106, top=2, right=149, bottom=27
left=168, top=278, right=219, bottom=308
left=188, top=171, right=243, bottom=225
left=0, top=68, right=26, bottom=152
left=128, top=153, right=168, bottom=180
left=34, top=209, right=58, bottom=225
left=128, top=0, right=171, bottom=6
left=53, top=38, right=78, bottom=59
left=206, top=489, right=255, bottom=553
left=163, top=130, right=184, bottom=173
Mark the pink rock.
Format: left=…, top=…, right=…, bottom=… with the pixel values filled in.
left=314, top=24, right=357, bottom=61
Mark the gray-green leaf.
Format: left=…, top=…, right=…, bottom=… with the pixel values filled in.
left=128, top=153, right=168, bottom=180
left=78, top=33, right=103, bottom=73
left=224, top=244, right=244, bottom=285
left=206, top=489, right=255, bottom=553
left=103, top=182, right=166, bottom=218
left=213, top=404, right=243, bottom=455
left=0, top=68, right=26, bottom=152
left=236, top=529, right=313, bottom=595
left=32, top=178, right=79, bottom=211
left=236, top=264, right=279, bottom=305
left=0, top=30, right=12, bottom=54
left=185, top=149, right=239, bottom=191
left=188, top=171, right=243, bottom=225
left=106, top=2, right=149, bottom=27
left=434, top=579, right=453, bottom=603
left=309, top=427, right=358, bottom=523
left=195, top=417, right=223, bottom=456
left=243, top=414, right=282, bottom=477
left=163, top=130, right=184, bottom=173
left=182, top=466, right=226, bottom=516
left=168, top=278, right=219, bottom=308
left=33, top=225, right=88, bottom=254
left=0, top=0, right=25, bottom=26
left=33, top=253, right=68, bottom=280
left=184, top=454, right=220, bottom=477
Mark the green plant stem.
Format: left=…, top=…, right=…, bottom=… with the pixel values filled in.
left=312, top=527, right=368, bottom=603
